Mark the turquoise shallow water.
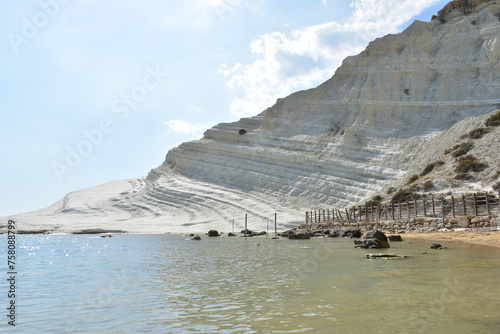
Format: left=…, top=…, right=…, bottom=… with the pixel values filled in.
left=1, top=234, right=499, bottom=333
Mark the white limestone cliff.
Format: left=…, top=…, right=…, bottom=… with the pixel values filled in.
left=5, top=0, right=500, bottom=233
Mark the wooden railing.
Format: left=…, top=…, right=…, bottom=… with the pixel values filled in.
left=305, top=191, right=500, bottom=224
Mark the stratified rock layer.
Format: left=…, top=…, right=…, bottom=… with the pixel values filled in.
left=6, top=1, right=500, bottom=233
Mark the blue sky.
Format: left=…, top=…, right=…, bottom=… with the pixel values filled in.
left=0, top=0, right=449, bottom=216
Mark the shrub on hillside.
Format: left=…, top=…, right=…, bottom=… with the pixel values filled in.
left=485, top=110, right=500, bottom=127
left=422, top=180, right=434, bottom=191
left=365, top=195, right=383, bottom=207
left=455, top=155, right=488, bottom=173
left=420, top=160, right=445, bottom=176
left=454, top=173, right=473, bottom=180
left=467, top=127, right=491, bottom=139
left=407, top=174, right=419, bottom=185
left=391, top=188, right=421, bottom=202
left=451, top=141, right=474, bottom=158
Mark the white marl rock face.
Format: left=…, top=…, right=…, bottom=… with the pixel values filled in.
left=8, top=1, right=500, bottom=233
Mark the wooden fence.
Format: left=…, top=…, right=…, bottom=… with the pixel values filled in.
left=305, top=191, right=500, bottom=225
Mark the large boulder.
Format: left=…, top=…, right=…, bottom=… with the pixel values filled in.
left=354, top=230, right=390, bottom=249
left=208, top=230, right=220, bottom=237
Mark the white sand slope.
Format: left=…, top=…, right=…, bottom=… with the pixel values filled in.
left=4, top=1, right=500, bottom=234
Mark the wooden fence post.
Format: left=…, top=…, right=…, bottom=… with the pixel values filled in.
left=423, top=199, right=427, bottom=217
left=337, top=209, right=344, bottom=223
left=399, top=202, right=402, bottom=220
left=432, top=196, right=436, bottom=217
left=441, top=198, right=445, bottom=223
left=388, top=204, right=394, bottom=220
left=406, top=201, right=410, bottom=221
left=462, top=195, right=467, bottom=216
left=451, top=195, right=456, bottom=218
left=473, top=193, right=478, bottom=216
left=245, top=213, right=248, bottom=235
left=486, top=193, right=491, bottom=216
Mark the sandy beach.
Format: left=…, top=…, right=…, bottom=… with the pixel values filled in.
left=402, top=229, right=500, bottom=248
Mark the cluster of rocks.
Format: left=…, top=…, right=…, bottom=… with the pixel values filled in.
left=240, top=229, right=267, bottom=237
left=281, top=227, right=363, bottom=239
left=281, top=227, right=405, bottom=249
left=189, top=229, right=269, bottom=240
left=297, top=215, right=499, bottom=234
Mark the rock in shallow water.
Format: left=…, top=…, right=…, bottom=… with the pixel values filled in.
left=366, top=253, right=409, bottom=259
left=430, top=243, right=447, bottom=249
left=208, top=230, right=220, bottom=237
left=388, top=235, right=403, bottom=241
left=354, top=230, right=390, bottom=248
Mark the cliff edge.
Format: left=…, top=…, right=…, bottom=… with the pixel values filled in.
left=5, top=0, right=500, bottom=233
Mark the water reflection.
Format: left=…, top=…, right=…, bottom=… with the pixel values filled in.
left=5, top=234, right=500, bottom=333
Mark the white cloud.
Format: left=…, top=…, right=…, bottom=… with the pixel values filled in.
left=221, top=0, right=443, bottom=118
left=165, top=120, right=209, bottom=135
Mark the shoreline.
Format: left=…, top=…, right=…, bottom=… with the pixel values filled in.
left=3, top=227, right=500, bottom=248
left=399, top=228, right=500, bottom=248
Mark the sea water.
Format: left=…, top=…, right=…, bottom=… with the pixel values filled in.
left=1, top=234, right=499, bottom=333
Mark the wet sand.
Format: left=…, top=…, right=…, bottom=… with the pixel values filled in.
left=401, top=229, right=500, bottom=248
